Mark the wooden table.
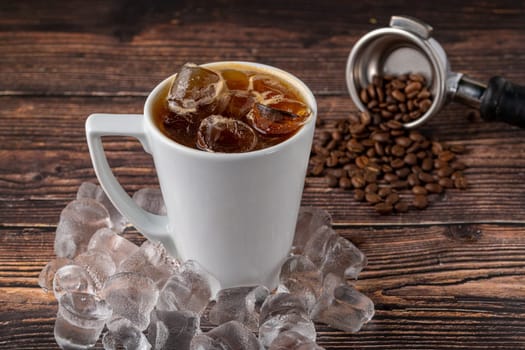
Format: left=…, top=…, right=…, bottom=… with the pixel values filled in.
left=2, top=1, right=525, bottom=349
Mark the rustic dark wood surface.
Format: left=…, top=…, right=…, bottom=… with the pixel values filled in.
left=2, top=1, right=525, bottom=349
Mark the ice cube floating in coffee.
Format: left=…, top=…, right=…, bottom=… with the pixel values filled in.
left=154, top=63, right=312, bottom=153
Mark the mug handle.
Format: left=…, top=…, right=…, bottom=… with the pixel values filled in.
left=85, top=114, right=171, bottom=246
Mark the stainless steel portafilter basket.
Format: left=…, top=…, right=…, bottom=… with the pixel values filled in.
left=346, top=15, right=525, bottom=129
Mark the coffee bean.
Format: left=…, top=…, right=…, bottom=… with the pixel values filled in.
left=451, top=171, right=463, bottom=181
left=409, top=130, right=425, bottom=142
left=394, top=201, right=409, bottom=212
left=407, top=173, right=420, bottom=186
left=395, top=136, right=412, bottom=147
left=413, top=194, right=428, bottom=209
left=326, top=174, right=338, bottom=187
left=437, top=166, right=454, bottom=177
left=421, top=158, right=433, bottom=171
left=338, top=176, right=352, bottom=189
left=354, top=189, right=365, bottom=201
left=454, top=176, right=468, bottom=189
left=365, top=183, right=378, bottom=193
left=374, top=202, right=393, bottom=215
left=385, top=192, right=400, bottom=205
left=425, top=183, right=443, bottom=193
left=404, top=153, right=418, bottom=165
left=351, top=175, right=366, bottom=189
left=418, top=172, right=434, bottom=183
left=381, top=110, right=393, bottom=118
left=412, top=185, right=428, bottom=195
left=391, top=159, right=405, bottom=169
left=438, top=150, right=455, bottom=162
left=396, top=167, right=411, bottom=179
left=391, top=144, right=405, bottom=157
left=419, top=99, right=432, bottom=112
left=390, top=130, right=405, bottom=139
left=360, top=111, right=372, bottom=125
left=386, top=120, right=403, bottom=129
left=405, top=81, right=422, bottom=94
left=434, top=159, right=448, bottom=169
left=430, top=142, right=442, bottom=156
left=409, top=73, right=425, bottom=82
left=392, top=90, right=406, bottom=102
left=384, top=173, right=399, bottom=183
left=391, top=180, right=408, bottom=189
left=360, top=88, right=369, bottom=104
left=366, top=192, right=382, bottom=204
left=378, top=186, right=391, bottom=197
left=355, top=155, right=369, bottom=169
left=372, top=132, right=390, bottom=143
left=367, top=84, right=376, bottom=100
left=311, top=163, right=324, bottom=176
left=438, top=177, right=454, bottom=188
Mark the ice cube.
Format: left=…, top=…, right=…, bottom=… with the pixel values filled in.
left=147, top=309, right=200, bottom=350
left=53, top=264, right=96, bottom=300
left=208, top=285, right=269, bottom=331
left=132, top=188, right=167, bottom=216
left=54, top=292, right=112, bottom=349
left=279, top=255, right=322, bottom=312
left=88, top=228, right=140, bottom=268
left=77, top=182, right=128, bottom=233
left=74, top=250, right=117, bottom=291
left=103, top=317, right=151, bottom=350
left=250, top=74, right=288, bottom=100
left=248, top=102, right=308, bottom=136
left=303, top=225, right=337, bottom=267
left=101, top=272, right=159, bottom=331
left=118, top=240, right=179, bottom=288
left=292, top=207, right=332, bottom=254
left=259, top=293, right=309, bottom=325
left=268, top=330, right=325, bottom=350
left=303, top=226, right=367, bottom=280
left=221, top=69, right=250, bottom=91
left=196, top=115, right=257, bottom=153
left=156, top=260, right=220, bottom=315
left=168, top=63, right=226, bottom=117
left=259, top=311, right=316, bottom=348
left=190, top=321, right=263, bottom=350
left=54, top=198, right=111, bottom=259
left=310, top=274, right=374, bottom=333
left=38, top=258, right=74, bottom=292
left=258, top=293, right=316, bottom=348
left=321, top=235, right=367, bottom=280
left=222, top=90, right=255, bottom=120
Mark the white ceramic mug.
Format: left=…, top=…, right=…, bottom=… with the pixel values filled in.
left=85, top=61, right=317, bottom=289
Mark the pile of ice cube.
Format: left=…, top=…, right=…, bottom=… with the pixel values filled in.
left=39, top=182, right=374, bottom=349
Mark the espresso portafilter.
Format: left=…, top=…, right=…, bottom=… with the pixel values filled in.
left=346, top=15, right=525, bottom=129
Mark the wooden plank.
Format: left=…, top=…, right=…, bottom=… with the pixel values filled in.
left=2, top=96, right=525, bottom=226
left=0, top=1, right=524, bottom=96
left=2, top=224, right=525, bottom=349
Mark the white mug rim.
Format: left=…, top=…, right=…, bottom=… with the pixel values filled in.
left=143, top=61, right=317, bottom=160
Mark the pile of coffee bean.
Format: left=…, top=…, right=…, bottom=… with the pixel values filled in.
left=309, top=73, right=467, bottom=215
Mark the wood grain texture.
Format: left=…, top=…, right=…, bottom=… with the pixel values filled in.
left=2, top=0, right=525, bottom=349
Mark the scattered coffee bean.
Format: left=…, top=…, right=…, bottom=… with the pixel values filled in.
left=326, top=174, right=338, bottom=188
left=413, top=194, right=428, bottom=209
left=374, top=202, right=393, bottom=215
left=308, top=73, right=468, bottom=214
left=395, top=201, right=409, bottom=212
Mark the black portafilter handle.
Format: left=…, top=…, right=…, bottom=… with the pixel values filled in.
left=480, top=76, right=525, bottom=128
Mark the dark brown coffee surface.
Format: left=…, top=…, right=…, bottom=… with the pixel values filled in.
left=154, top=63, right=311, bottom=153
